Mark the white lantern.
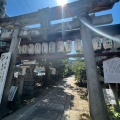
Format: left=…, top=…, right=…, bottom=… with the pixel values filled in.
left=92, top=37, right=102, bottom=50
left=57, top=41, right=64, bottom=52
left=49, top=42, right=56, bottom=53
left=42, top=42, right=48, bottom=54
left=66, top=40, right=72, bottom=52
left=22, top=45, right=28, bottom=54
left=28, top=44, right=35, bottom=54
left=18, top=46, right=22, bottom=54
left=35, top=43, right=41, bottom=54
left=113, top=35, right=120, bottom=51
left=103, top=38, right=113, bottom=50
left=74, top=39, right=81, bottom=51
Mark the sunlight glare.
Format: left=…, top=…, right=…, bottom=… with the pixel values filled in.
left=57, top=0, right=67, bottom=6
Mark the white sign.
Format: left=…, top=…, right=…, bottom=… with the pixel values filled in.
left=28, top=44, right=35, bottom=54
left=103, top=38, right=113, bottom=50
left=103, top=57, right=120, bottom=83
left=57, top=41, right=64, bottom=52
left=42, top=42, right=48, bottom=54
left=66, top=40, right=72, bottom=52
left=49, top=42, right=55, bottom=53
left=92, top=37, right=102, bottom=50
left=0, top=52, right=11, bottom=104
left=35, top=43, right=41, bottom=54
left=74, top=39, right=81, bottom=51
left=103, top=89, right=116, bottom=105
left=8, top=86, right=18, bottom=101
left=22, top=45, right=28, bottom=54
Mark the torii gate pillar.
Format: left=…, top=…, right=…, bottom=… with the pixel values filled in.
left=79, top=13, right=108, bottom=120
left=0, top=22, right=21, bottom=113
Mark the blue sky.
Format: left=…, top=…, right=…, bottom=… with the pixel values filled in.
left=5, top=0, right=120, bottom=25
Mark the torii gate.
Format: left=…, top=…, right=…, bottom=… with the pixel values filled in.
left=0, top=0, right=119, bottom=119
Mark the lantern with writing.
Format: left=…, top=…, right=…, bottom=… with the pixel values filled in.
left=28, top=44, right=35, bottom=54
left=35, top=43, right=41, bottom=54
left=92, top=37, right=102, bottom=51
left=18, top=46, right=22, bottom=54
left=103, top=38, right=113, bottom=50
left=42, top=42, right=48, bottom=54
left=57, top=41, right=64, bottom=53
left=74, top=39, right=81, bottom=51
left=66, top=40, right=72, bottom=52
left=113, top=35, right=120, bottom=51
left=49, top=42, right=56, bottom=53
left=21, top=45, right=28, bottom=54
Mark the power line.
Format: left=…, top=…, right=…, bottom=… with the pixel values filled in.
left=24, top=0, right=32, bottom=12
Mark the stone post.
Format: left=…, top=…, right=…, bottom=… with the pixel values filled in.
left=79, top=13, right=108, bottom=120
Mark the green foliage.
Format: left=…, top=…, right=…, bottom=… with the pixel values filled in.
left=72, top=59, right=86, bottom=83
left=107, top=104, right=120, bottom=120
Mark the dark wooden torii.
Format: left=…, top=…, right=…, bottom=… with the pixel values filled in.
left=0, top=0, right=120, bottom=119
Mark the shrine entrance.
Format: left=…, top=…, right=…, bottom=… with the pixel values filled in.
left=0, top=0, right=120, bottom=119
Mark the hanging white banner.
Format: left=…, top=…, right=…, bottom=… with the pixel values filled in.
left=21, top=45, right=28, bottom=54
left=49, top=42, right=56, bottom=53
left=66, top=40, right=72, bottom=52
left=35, top=43, right=41, bottom=54
left=92, top=37, right=102, bottom=50
left=57, top=41, right=64, bottom=53
left=0, top=52, right=11, bottom=104
left=42, top=42, right=48, bottom=54
left=28, top=44, right=35, bottom=54
left=74, top=39, right=81, bottom=51
left=103, top=38, right=113, bottom=50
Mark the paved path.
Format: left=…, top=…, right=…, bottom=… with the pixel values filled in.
left=2, top=76, right=90, bottom=120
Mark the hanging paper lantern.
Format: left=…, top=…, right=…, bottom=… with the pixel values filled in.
left=103, top=38, right=113, bottom=50
left=21, top=45, right=28, bottom=54
left=18, top=46, right=22, bottom=54
left=57, top=41, right=64, bottom=53
left=35, top=43, right=41, bottom=54
left=49, top=42, right=56, bottom=53
left=92, top=37, right=102, bottom=50
left=74, top=39, right=81, bottom=51
left=28, top=44, right=35, bottom=54
left=42, top=42, right=48, bottom=54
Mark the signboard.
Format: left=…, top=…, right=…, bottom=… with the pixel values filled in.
left=74, top=39, right=81, bottom=51
left=49, top=42, right=55, bottom=53
left=28, top=44, right=35, bottom=54
left=92, top=37, right=102, bottom=50
left=113, top=35, right=120, bottom=50
left=66, top=40, right=72, bottom=52
left=103, top=89, right=116, bottom=105
left=103, top=57, right=120, bottom=83
left=0, top=52, right=11, bottom=104
left=42, top=42, right=48, bottom=54
left=8, top=86, right=18, bottom=101
left=35, top=43, right=41, bottom=54
left=103, top=38, right=113, bottom=50
left=21, top=45, right=28, bottom=54
left=57, top=41, right=64, bottom=52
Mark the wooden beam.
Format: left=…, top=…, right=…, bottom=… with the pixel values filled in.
left=0, top=0, right=118, bottom=27
left=17, top=52, right=120, bottom=60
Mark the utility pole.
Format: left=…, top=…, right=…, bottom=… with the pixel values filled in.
left=0, top=0, right=6, bottom=18
left=79, top=12, right=108, bottom=120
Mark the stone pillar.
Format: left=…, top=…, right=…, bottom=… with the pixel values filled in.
left=79, top=13, right=108, bottom=120
left=0, top=22, right=21, bottom=111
